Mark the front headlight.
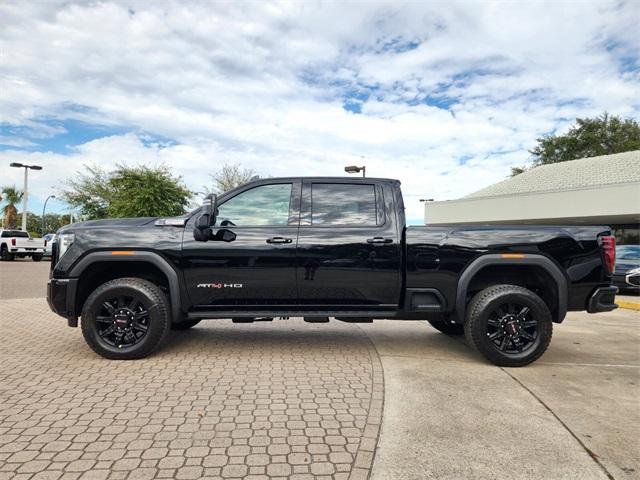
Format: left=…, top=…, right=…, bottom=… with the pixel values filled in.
left=56, top=233, right=75, bottom=259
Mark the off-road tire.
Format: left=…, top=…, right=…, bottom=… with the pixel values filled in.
left=81, top=277, right=171, bottom=360
left=427, top=320, right=465, bottom=335
left=32, top=253, right=43, bottom=262
left=464, top=284, right=553, bottom=367
left=1, top=245, right=14, bottom=261
left=171, top=318, right=202, bottom=330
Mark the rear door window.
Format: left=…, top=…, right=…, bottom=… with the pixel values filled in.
left=311, top=184, right=378, bottom=226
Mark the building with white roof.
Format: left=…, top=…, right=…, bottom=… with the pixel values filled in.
left=424, top=150, right=640, bottom=244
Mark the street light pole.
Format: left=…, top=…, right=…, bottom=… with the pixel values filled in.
left=344, top=165, right=366, bottom=177
left=22, top=167, right=29, bottom=231
left=9, top=162, right=43, bottom=231
left=42, top=195, right=56, bottom=235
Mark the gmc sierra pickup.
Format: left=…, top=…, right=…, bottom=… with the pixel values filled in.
left=1, top=229, right=46, bottom=261
left=47, top=177, right=618, bottom=366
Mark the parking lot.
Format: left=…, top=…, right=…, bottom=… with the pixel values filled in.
left=1, top=260, right=638, bottom=479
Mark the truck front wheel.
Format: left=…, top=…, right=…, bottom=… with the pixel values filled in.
left=81, top=278, right=171, bottom=360
left=464, top=285, right=553, bottom=367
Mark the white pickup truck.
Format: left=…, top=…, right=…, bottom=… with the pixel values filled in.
left=0, top=229, right=46, bottom=261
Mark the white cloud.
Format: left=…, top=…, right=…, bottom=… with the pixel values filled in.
left=0, top=1, right=638, bottom=222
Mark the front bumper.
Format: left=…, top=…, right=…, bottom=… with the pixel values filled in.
left=47, top=278, right=79, bottom=324
left=586, top=285, right=618, bottom=313
left=613, top=274, right=640, bottom=291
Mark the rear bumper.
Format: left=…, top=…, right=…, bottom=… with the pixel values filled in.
left=10, top=247, right=44, bottom=254
left=587, top=286, right=618, bottom=313
left=47, top=278, right=79, bottom=323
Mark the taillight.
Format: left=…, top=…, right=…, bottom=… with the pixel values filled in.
left=44, top=240, right=48, bottom=247
left=600, top=236, right=616, bottom=275
left=11, top=238, right=16, bottom=246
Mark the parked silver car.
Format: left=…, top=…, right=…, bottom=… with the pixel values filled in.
left=43, top=233, right=56, bottom=258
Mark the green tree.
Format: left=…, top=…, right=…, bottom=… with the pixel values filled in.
left=531, top=113, right=640, bottom=166
left=60, top=164, right=112, bottom=219
left=61, top=164, right=192, bottom=219
left=26, top=212, right=72, bottom=237
left=1, top=186, right=23, bottom=228
left=108, top=165, right=192, bottom=217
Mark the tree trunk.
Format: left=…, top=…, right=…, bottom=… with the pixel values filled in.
left=3, top=205, right=17, bottom=229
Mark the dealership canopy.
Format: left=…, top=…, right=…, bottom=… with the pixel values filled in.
left=425, top=150, right=640, bottom=227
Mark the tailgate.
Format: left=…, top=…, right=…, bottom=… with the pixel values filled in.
left=16, top=238, right=45, bottom=249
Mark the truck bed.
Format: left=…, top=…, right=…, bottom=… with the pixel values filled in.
left=405, top=224, right=612, bottom=314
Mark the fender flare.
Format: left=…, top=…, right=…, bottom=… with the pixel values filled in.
left=455, top=254, right=568, bottom=323
left=69, top=251, right=182, bottom=321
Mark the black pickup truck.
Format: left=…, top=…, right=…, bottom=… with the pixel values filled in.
left=47, top=177, right=618, bottom=366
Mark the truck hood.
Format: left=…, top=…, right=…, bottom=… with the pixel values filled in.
left=59, top=217, right=157, bottom=233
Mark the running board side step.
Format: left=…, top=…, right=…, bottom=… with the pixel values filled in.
left=232, top=317, right=273, bottom=323
left=304, top=317, right=329, bottom=323
left=187, top=310, right=397, bottom=320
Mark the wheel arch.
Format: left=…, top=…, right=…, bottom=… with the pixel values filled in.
left=455, top=254, right=568, bottom=324
left=70, top=251, right=182, bottom=322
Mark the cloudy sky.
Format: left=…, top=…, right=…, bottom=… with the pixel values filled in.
left=1, top=1, right=639, bottom=223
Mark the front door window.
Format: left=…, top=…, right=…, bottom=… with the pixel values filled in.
left=216, top=183, right=293, bottom=227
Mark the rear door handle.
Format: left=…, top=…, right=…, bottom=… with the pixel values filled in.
left=367, top=237, right=393, bottom=245
left=266, top=237, right=293, bottom=244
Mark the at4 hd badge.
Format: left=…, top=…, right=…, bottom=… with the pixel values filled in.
left=197, top=283, right=243, bottom=289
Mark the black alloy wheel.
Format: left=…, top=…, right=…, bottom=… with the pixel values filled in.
left=81, top=277, right=171, bottom=359
left=485, top=302, right=539, bottom=354
left=95, top=295, right=150, bottom=348
left=464, top=284, right=553, bottom=367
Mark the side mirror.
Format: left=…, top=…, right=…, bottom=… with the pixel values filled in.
left=195, top=214, right=210, bottom=229
left=214, top=228, right=236, bottom=242
left=193, top=194, right=218, bottom=242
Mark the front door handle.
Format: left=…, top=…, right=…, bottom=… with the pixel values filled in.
left=266, top=237, right=293, bottom=244
left=367, top=237, right=393, bottom=245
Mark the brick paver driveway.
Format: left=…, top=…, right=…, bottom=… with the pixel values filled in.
left=0, top=298, right=383, bottom=480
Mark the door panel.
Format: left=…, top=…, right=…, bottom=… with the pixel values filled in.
left=182, top=181, right=300, bottom=308
left=182, top=226, right=299, bottom=306
left=296, top=181, right=401, bottom=307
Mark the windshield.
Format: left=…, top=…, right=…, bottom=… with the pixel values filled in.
left=616, top=245, right=640, bottom=260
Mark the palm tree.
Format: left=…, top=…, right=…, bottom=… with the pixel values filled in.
left=1, top=186, right=23, bottom=229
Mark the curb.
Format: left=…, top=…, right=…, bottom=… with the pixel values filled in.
left=617, top=300, right=640, bottom=311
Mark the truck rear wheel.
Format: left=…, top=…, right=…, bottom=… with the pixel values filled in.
left=427, top=320, right=464, bottom=335
left=464, top=284, right=552, bottom=367
left=81, top=277, right=171, bottom=360
left=1, top=245, right=14, bottom=261
left=32, top=253, right=43, bottom=262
